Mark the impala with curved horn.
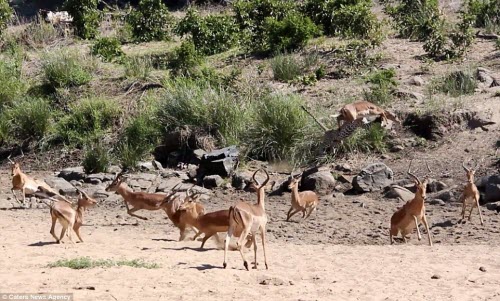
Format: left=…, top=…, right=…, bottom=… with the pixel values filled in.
left=459, top=158, right=484, bottom=225
left=390, top=160, right=433, bottom=246
left=286, top=170, right=320, bottom=222
left=224, top=168, right=270, bottom=270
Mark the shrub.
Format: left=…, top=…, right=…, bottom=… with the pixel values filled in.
left=233, top=0, right=296, bottom=53
left=127, top=0, right=174, bottom=42
left=245, top=93, right=312, bottom=162
left=91, top=37, right=124, bottom=62
left=264, top=12, right=320, bottom=53
left=21, top=18, right=62, bottom=49
left=56, top=97, right=121, bottom=145
left=363, top=68, right=398, bottom=105
left=64, top=0, right=100, bottom=39
left=302, top=0, right=382, bottom=41
left=2, top=97, right=53, bottom=142
left=82, top=141, right=111, bottom=173
left=167, top=40, right=202, bottom=76
left=437, top=70, right=477, bottom=97
left=0, top=0, right=12, bottom=37
left=42, top=49, right=96, bottom=89
left=384, top=0, right=441, bottom=41
left=0, top=55, right=25, bottom=107
left=176, top=9, right=239, bottom=55
left=465, top=0, right=500, bottom=31
left=123, top=56, right=152, bottom=79
left=270, top=52, right=320, bottom=82
left=157, top=78, right=250, bottom=146
left=422, top=17, right=474, bottom=60
left=338, top=123, right=387, bottom=154
left=331, top=40, right=379, bottom=78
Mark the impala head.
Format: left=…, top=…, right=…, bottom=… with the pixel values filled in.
left=407, top=160, right=432, bottom=200
left=462, top=157, right=483, bottom=183
left=8, top=150, right=24, bottom=176
left=288, top=171, right=302, bottom=190
left=76, top=187, right=97, bottom=208
left=105, top=171, right=127, bottom=192
left=249, top=168, right=270, bottom=191
left=178, top=198, right=197, bottom=212
left=162, top=183, right=182, bottom=208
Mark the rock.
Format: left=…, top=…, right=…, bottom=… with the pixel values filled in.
left=85, top=173, right=115, bottom=183
left=394, top=89, right=424, bottom=101
left=429, top=199, right=445, bottom=206
left=301, top=171, right=336, bottom=195
left=232, top=172, right=252, bottom=190
left=108, top=165, right=121, bottom=174
left=139, top=161, right=163, bottom=172
left=192, top=149, right=206, bottom=165
left=200, top=146, right=239, bottom=178
left=353, top=163, right=394, bottom=193
left=384, top=185, right=414, bottom=201
left=390, top=144, right=404, bottom=152
left=156, top=178, right=185, bottom=193
left=475, top=175, right=500, bottom=203
left=335, top=163, right=352, bottom=172
left=434, top=189, right=455, bottom=203
left=88, top=178, right=102, bottom=185
left=187, top=165, right=199, bottom=180
left=58, top=167, right=86, bottom=182
left=477, top=67, right=494, bottom=88
left=431, top=274, right=441, bottom=280
left=44, top=177, right=78, bottom=197
left=427, top=178, right=447, bottom=193
left=479, top=266, right=487, bottom=272
left=410, top=76, right=424, bottom=86
left=337, top=174, right=354, bottom=184
left=127, top=179, right=152, bottom=190
left=203, top=175, right=224, bottom=189
left=486, top=201, right=500, bottom=212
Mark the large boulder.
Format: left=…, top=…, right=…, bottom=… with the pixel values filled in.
left=384, top=185, right=414, bottom=202
left=44, top=177, right=78, bottom=197
left=353, top=163, right=394, bottom=193
left=203, top=175, right=224, bottom=189
left=301, top=170, right=336, bottom=195
left=58, top=167, right=86, bottom=182
left=199, top=146, right=239, bottom=178
left=475, top=175, right=500, bottom=203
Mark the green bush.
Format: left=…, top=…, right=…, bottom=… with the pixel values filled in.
left=82, top=141, right=111, bottom=173
left=176, top=9, right=239, bottom=55
left=465, top=0, right=500, bottom=31
left=437, top=70, right=477, bottom=97
left=233, top=0, right=296, bottom=53
left=422, top=17, right=474, bottom=60
left=245, top=93, right=312, bottom=162
left=302, top=0, right=382, bottom=41
left=270, top=52, right=320, bottom=82
left=363, top=68, right=398, bottom=105
left=384, top=0, right=441, bottom=41
left=0, top=55, right=26, bottom=107
left=127, top=0, right=173, bottom=42
left=264, top=12, right=320, bottom=53
left=56, top=97, right=121, bottom=145
left=157, top=78, right=250, bottom=146
left=331, top=40, right=379, bottom=78
left=0, top=97, right=52, bottom=143
left=123, top=56, right=152, bottom=79
left=167, top=40, right=202, bottom=76
left=64, top=0, right=100, bottom=39
left=91, top=37, right=124, bottom=62
left=338, top=123, right=387, bottom=154
left=42, top=49, right=96, bottom=89
left=0, top=0, right=12, bottom=37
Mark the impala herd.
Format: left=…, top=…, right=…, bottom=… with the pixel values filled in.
left=4, top=100, right=489, bottom=271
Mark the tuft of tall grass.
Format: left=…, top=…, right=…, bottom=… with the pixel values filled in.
left=2, top=97, right=53, bottom=142
left=157, top=78, right=251, bottom=146
left=41, top=49, right=97, bottom=89
left=270, top=52, right=319, bottom=82
left=48, top=257, right=160, bottom=269
left=21, top=17, right=62, bottom=49
left=337, top=123, right=388, bottom=154
left=245, top=93, right=314, bottom=162
left=437, top=70, right=477, bottom=97
left=82, top=141, right=111, bottom=174
left=123, top=56, right=152, bottom=79
left=56, top=97, right=121, bottom=145
left=364, top=68, right=397, bottom=105
left=0, top=53, right=26, bottom=107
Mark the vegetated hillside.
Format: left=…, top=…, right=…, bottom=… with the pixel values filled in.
left=0, top=0, right=498, bottom=177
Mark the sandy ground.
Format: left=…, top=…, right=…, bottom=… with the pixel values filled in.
left=1, top=194, right=500, bottom=301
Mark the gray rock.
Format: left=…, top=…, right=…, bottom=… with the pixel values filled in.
left=335, top=163, right=352, bottom=172
left=58, top=167, right=86, bottom=182
left=429, top=199, right=445, bottom=206
left=88, top=178, right=102, bottom=185
left=353, top=163, right=394, bottom=193
left=390, top=144, right=404, bottom=152
left=127, top=179, right=152, bottom=190
left=203, top=175, right=224, bottom=189
left=394, top=89, right=424, bottom=101
left=232, top=172, right=252, bottom=190
left=475, top=175, right=500, bottom=203
left=44, top=177, right=78, bottom=197
left=108, top=165, right=122, bottom=174
left=384, top=185, right=414, bottom=201
left=427, top=178, right=447, bottom=193
left=200, top=146, right=239, bottom=178
left=410, top=76, right=424, bottom=86
left=486, top=201, right=500, bottom=211
left=85, top=173, right=116, bottom=183
left=301, top=171, right=336, bottom=195
left=434, top=189, right=455, bottom=203
left=139, top=161, right=164, bottom=171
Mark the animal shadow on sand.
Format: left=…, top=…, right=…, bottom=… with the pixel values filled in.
left=152, top=238, right=177, bottom=242
left=162, top=246, right=215, bottom=252
left=190, top=264, right=224, bottom=271
left=28, top=241, right=59, bottom=247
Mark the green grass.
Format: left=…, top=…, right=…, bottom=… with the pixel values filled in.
left=42, top=49, right=97, bottom=89
left=337, top=123, right=388, bottom=154
left=123, top=56, right=152, bottom=79
left=48, top=257, right=160, bottom=269
left=21, top=18, right=62, bottom=49
left=270, top=52, right=319, bottom=82
left=436, top=70, right=477, bottom=97
left=82, top=141, right=111, bottom=174
left=0, top=53, right=26, bottom=107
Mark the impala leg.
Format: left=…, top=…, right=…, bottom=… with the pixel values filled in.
left=50, top=212, right=59, bottom=242
left=287, top=209, right=301, bottom=222
left=304, top=206, right=316, bottom=220
left=223, top=230, right=233, bottom=269
left=260, top=227, right=268, bottom=270
left=460, top=196, right=466, bottom=220
left=11, top=188, right=20, bottom=204
left=67, top=222, right=76, bottom=245
left=73, top=223, right=83, bottom=243
left=413, top=215, right=422, bottom=241
left=422, top=214, right=433, bottom=246
left=200, top=233, right=215, bottom=249
left=475, top=194, right=484, bottom=226
left=59, top=225, right=67, bottom=243
left=179, top=226, right=187, bottom=241
left=252, top=233, right=258, bottom=269
left=286, top=207, right=293, bottom=221
left=126, top=207, right=148, bottom=220
left=237, top=227, right=252, bottom=271
left=22, top=187, right=26, bottom=205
